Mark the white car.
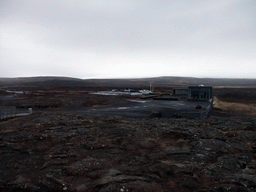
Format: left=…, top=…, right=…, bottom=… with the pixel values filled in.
left=139, top=90, right=153, bottom=95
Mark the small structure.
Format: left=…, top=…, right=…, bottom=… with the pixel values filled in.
left=188, top=86, right=212, bottom=101
left=172, top=88, right=188, bottom=100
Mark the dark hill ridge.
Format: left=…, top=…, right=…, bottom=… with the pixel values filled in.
left=0, top=76, right=81, bottom=83
left=0, top=76, right=85, bottom=87
left=0, top=76, right=256, bottom=88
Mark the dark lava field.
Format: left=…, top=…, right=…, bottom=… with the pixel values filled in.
left=1, top=77, right=256, bottom=191
left=1, top=112, right=256, bottom=192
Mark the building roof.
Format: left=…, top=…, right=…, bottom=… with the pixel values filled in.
left=188, top=86, right=212, bottom=88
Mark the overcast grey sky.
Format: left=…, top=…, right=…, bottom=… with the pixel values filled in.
left=1, top=0, right=256, bottom=79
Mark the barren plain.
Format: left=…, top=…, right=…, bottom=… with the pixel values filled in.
left=1, top=77, right=256, bottom=192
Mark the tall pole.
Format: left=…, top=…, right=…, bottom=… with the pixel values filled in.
left=150, top=82, right=154, bottom=92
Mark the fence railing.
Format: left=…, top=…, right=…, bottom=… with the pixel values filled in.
left=181, top=103, right=211, bottom=119
left=200, top=103, right=211, bottom=118
left=0, top=107, right=16, bottom=120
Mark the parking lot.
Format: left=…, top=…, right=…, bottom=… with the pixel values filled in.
left=84, top=98, right=211, bottom=118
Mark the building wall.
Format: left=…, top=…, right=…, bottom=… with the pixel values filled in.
left=173, top=88, right=188, bottom=95
left=188, top=86, right=212, bottom=101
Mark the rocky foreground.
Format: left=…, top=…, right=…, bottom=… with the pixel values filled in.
left=0, top=113, right=256, bottom=192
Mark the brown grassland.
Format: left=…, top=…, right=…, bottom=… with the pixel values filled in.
left=214, top=96, right=256, bottom=117
left=213, top=88, right=256, bottom=117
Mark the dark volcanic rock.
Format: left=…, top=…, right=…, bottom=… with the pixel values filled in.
left=0, top=113, right=256, bottom=191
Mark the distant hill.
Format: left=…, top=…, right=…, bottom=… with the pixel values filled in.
left=0, top=76, right=256, bottom=88
left=0, top=76, right=85, bottom=87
